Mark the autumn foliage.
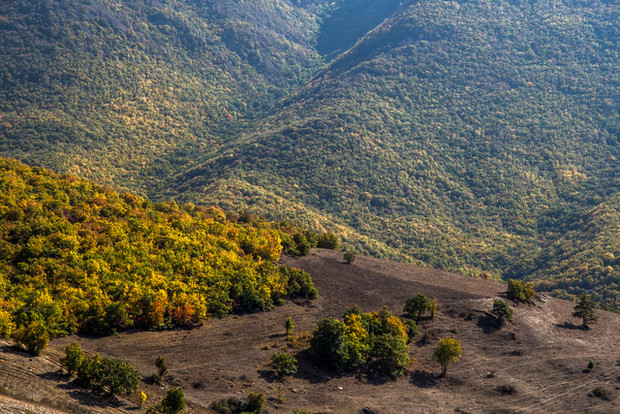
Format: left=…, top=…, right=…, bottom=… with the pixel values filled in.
left=0, top=157, right=320, bottom=350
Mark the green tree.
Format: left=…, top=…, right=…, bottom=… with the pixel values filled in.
left=491, top=300, right=513, bottom=327
left=572, top=293, right=598, bottom=329
left=270, top=352, right=298, bottom=377
left=155, top=354, right=169, bottom=383
left=404, top=294, right=431, bottom=321
left=433, top=337, right=462, bottom=377
left=371, top=333, right=410, bottom=378
left=60, top=341, right=85, bottom=376
left=309, top=318, right=357, bottom=371
left=506, top=279, right=536, bottom=303
left=98, top=357, right=140, bottom=396
left=160, top=387, right=185, bottom=414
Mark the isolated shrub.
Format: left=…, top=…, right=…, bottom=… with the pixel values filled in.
left=11, top=320, right=49, bottom=356
left=343, top=251, right=356, bottom=264
left=155, top=354, right=169, bottom=382
left=246, top=392, right=266, bottom=413
left=495, top=385, right=516, bottom=395
left=61, top=341, right=85, bottom=375
left=316, top=233, right=339, bottom=250
left=160, top=387, right=185, bottom=414
left=506, top=279, right=536, bottom=303
left=573, top=293, right=598, bottom=329
left=270, top=352, right=298, bottom=377
left=210, top=397, right=243, bottom=414
left=403, top=318, right=419, bottom=341
left=491, top=300, right=513, bottom=326
left=591, top=387, right=609, bottom=400
left=285, top=317, right=294, bottom=339
left=429, top=297, right=439, bottom=319
left=434, top=337, right=462, bottom=377
left=404, top=294, right=431, bottom=321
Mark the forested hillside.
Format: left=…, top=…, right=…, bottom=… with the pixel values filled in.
left=1, top=0, right=619, bottom=307
left=176, top=0, right=619, bottom=302
left=0, top=157, right=320, bottom=346
left=0, top=0, right=323, bottom=193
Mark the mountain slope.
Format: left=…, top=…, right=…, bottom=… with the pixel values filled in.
left=176, top=0, right=619, bottom=287
left=1, top=0, right=619, bottom=304
left=0, top=0, right=322, bottom=194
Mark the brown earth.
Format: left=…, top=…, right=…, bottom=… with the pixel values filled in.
left=1, top=248, right=619, bottom=413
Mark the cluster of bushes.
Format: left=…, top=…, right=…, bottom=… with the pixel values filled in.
left=282, top=230, right=339, bottom=256
left=210, top=392, right=265, bottom=414
left=60, top=342, right=140, bottom=396
left=309, top=306, right=414, bottom=378
left=0, top=158, right=327, bottom=354
left=506, top=279, right=536, bottom=303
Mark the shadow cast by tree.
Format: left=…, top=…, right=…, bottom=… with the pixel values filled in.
left=410, top=370, right=437, bottom=388
left=477, top=315, right=501, bottom=334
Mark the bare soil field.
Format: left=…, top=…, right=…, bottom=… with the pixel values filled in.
left=1, top=249, right=619, bottom=413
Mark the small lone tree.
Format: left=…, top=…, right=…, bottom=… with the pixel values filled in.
left=270, top=352, right=298, bottom=378
left=433, top=337, right=462, bottom=377
left=61, top=341, right=85, bottom=376
left=404, top=294, right=431, bottom=321
left=572, top=293, right=598, bottom=329
left=343, top=251, right=356, bottom=264
left=160, top=387, right=185, bottom=414
left=155, top=354, right=168, bottom=383
left=285, top=317, right=294, bottom=339
left=429, top=297, right=439, bottom=319
left=491, top=300, right=513, bottom=327
left=506, top=279, right=536, bottom=303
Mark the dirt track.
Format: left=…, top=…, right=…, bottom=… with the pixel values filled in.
left=1, top=249, right=619, bottom=413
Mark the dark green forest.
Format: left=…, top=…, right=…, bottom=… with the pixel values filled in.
left=1, top=0, right=619, bottom=307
